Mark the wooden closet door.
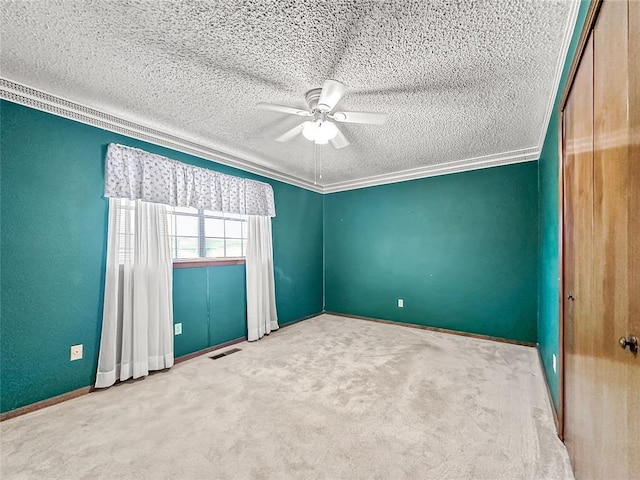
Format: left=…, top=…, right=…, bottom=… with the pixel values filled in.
left=562, top=34, right=594, bottom=478
left=591, top=0, right=638, bottom=477
left=627, top=0, right=640, bottom=471
left=563, top=0, right=639, bottom=478
left=591, top=1, right=627, bottom=477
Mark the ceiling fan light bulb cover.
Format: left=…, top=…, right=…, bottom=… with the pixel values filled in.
left=302, top=120, right=338, bottom=142
left=301, top=121, right=316, bottom=141
left=319, top=121, right=338, bottom=141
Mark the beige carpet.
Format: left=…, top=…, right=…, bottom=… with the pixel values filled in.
left=0, top=314, right=573, bottom=479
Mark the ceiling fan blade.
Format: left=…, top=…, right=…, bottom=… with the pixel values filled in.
left=318, top=79, right=346, bottom=112
left=275, top=123, right=305, bottom=142
left=257, top=103, right=310, bottom=116
left=329, top=126, right=350, bottom=149
left=332, top=111, right=387, bottom=125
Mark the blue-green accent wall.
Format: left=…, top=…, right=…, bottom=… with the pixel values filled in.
left=0, top=2, right=592, bottom=414
left=537, top=0, right=591, bottom=411
left=0, top=101, right=323, bottom=413
left=172, top=265, right=247, bottom=357
left=324, top=162, right=539, bottom=343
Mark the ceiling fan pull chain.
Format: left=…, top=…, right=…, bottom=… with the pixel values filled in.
left=314, top=142, right=318, bottom=186
left=319, top=143, right=323, bottom=181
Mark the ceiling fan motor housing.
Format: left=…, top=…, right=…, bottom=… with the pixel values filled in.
left=305, top=88, right=324, bottom=112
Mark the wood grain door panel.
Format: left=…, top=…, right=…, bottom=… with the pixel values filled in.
left=591, top=1, right=630, bottom=477
left=562, top=33, right=594, bottom=478
left=628, top=0, right=640, bottom=473
left=563, top=0, right=639, bottom=478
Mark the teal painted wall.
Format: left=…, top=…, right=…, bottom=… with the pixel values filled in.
left=0, top=2, right=591, bottom=413
left=172, top=265, right=248, bottom=357
left=0, top=101, right=323, bottom=413
left=324, top=162, right=539, bottom=343
left=537, top=1, right=591, bottom=411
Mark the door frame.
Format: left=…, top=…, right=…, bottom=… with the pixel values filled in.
left=556, top=0, right=602, bottom=440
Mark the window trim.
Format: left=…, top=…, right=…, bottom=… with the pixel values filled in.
left=173, top=258, right=245, bottom=269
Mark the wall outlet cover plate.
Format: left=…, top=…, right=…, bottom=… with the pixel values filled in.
left=70, top=344, right=83, bottom=361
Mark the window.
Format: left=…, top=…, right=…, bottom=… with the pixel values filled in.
left=115, top=199, right=248, bottom=263
left=167, top=207, right=248, bottom=260
left=116, top=200, right=135, bottom=265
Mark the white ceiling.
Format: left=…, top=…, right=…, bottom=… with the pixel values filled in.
left=0, top=0, right=579, bottom=193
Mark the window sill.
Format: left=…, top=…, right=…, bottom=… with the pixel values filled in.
left=173, top=258, right=245, bottom=269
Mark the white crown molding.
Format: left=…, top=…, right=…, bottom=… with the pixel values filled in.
left=320, top=147, right=540, bottom=194
left=2, top=78, right=547, bottom=195
left=0, top=78, right=324, bottom=194
left=1, top=1, right=581, bottom=196
left=536, top=0, right=581, bottom=152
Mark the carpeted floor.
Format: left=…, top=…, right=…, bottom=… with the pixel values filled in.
left=0, top=314, right=573, bottom=479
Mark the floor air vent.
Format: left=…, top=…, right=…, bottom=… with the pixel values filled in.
left=210, top=348, right=242, bottom=360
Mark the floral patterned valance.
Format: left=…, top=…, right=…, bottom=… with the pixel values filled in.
left=104, top=144, right=276, bottom=217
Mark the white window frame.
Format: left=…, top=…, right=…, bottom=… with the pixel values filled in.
left=115, top=201, right=248, bottom=264
left=167, top=207, right=248, bottom=260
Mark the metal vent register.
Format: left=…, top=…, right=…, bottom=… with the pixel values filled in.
left=209, top=348, right=242, bottom=360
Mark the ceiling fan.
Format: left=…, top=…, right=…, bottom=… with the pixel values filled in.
left=257, top=80, right=387, bottom=149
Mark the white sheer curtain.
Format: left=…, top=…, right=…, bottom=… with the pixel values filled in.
left=95, top=198, right=174, bottom=388
left=246, top=216, right=278, bottom=341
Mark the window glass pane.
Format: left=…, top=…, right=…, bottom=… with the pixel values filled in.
left=205, top=238, right=225, bottom=258
left=175, top=237, right=198, bottom=259
left=225, top=219, right=242, bottom=238
left=226, top=239, right=242, bottom=257
left=205, top=218, right=225, bottom=237
left=164, top=208, right=249, bottom=260
left=175, top=215, right=199, bottom=237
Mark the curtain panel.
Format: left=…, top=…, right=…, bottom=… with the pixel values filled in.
left=246, top=216, right=279, bottom=341
left=96, top=198, right=174, bottom=388
left=105, top=143, right=276, bottom=217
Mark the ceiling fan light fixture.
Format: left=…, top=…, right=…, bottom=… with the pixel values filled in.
left=301, top=121, right=315, bottom=141
left=302, top=120, right=338, bottom=143
left=262, top=79, right=383, bottom=150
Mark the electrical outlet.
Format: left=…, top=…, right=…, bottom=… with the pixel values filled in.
left=70, top=344, right=83, bottom=361
left=398, top=299, right=404, bottom=308
left=552, top=353, right=557, bottom=373
left=174, top=323, right=182, bottom=335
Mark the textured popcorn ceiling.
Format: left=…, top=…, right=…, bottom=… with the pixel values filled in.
left=0, top=0, right=577, bottom=191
